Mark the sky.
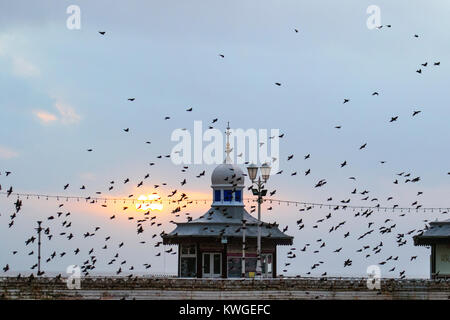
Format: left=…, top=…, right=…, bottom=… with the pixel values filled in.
left=0, top=0, right=449, bottom=279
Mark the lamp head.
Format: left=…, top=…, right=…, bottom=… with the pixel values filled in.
left=260, top=163, right=271, bottom=182
left=247, top=163, right=258, bottom=182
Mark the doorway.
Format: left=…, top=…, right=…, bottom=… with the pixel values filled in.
left=202, top=252, right=222, bottom=278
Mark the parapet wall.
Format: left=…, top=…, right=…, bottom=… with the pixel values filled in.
left=1, top=277, right=449, bottom=300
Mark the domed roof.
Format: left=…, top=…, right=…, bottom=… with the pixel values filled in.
left=211, top=163, right=245, bottom=186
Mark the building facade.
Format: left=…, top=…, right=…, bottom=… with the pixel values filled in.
left=413, top=219, right=450, bottom=279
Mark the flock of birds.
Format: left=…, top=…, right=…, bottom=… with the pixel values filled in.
left=0, top=24, right=449, bottom=281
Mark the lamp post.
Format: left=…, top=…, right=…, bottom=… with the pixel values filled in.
left=247, top=163, right=271, bottom=278
left=35, top=221, right=42, bottom=276
left=241, top=219, right=246, bottom=278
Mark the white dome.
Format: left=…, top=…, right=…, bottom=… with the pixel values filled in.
left=211, top=163, right=245, bottom=186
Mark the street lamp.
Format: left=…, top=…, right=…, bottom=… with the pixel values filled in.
left=246, top=163, right=271, bottom=278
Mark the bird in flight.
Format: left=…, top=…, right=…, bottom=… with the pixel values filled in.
left=98, top=31, right=106, bottom=35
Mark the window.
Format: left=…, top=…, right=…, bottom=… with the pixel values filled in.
left=227, top=254, right=273, bottom=278
left=180, top=244, right=197, bottom=277
left=261, top=254, right=273, bottom=275
left=214, top=190, right=221, bottom=202
left=203, top=254, right=211, bottom=274
left=181, top=244, right=196, bottom=255
left=227, top=257, right=256, bottom=278
left=235, top=190, right=242, bottom=202
left=180, top=257, right=196, bottom=277
left=227, top=257, right=242, bottom=278
left=224, top=190, right=232, bottom=202
left=213, top=254, right=221, bottom=274
left=245, top=258, right=257, bottom=277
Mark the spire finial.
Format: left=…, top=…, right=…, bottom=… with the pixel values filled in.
left=225, top=122, right=232, bottom=164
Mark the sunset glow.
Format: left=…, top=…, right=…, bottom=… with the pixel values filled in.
left=135, top=194, right=164, bottom=211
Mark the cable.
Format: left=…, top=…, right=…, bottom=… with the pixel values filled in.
left=1, top=191, right=449, bottom=213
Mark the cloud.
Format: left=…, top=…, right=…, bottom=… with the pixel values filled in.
left=0, top=145, right=19, bottom=159
left=33, top=101, right=81, bottom=125
left=0, top=34, right=40, bottom=78
left=12, top=56, right=40, bottom=77
left=34, top=110, right=57, bottom=123
left=55, top=101, right=81, bottom=124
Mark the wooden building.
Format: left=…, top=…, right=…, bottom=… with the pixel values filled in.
left=162, top=131, right=293, bottom=278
